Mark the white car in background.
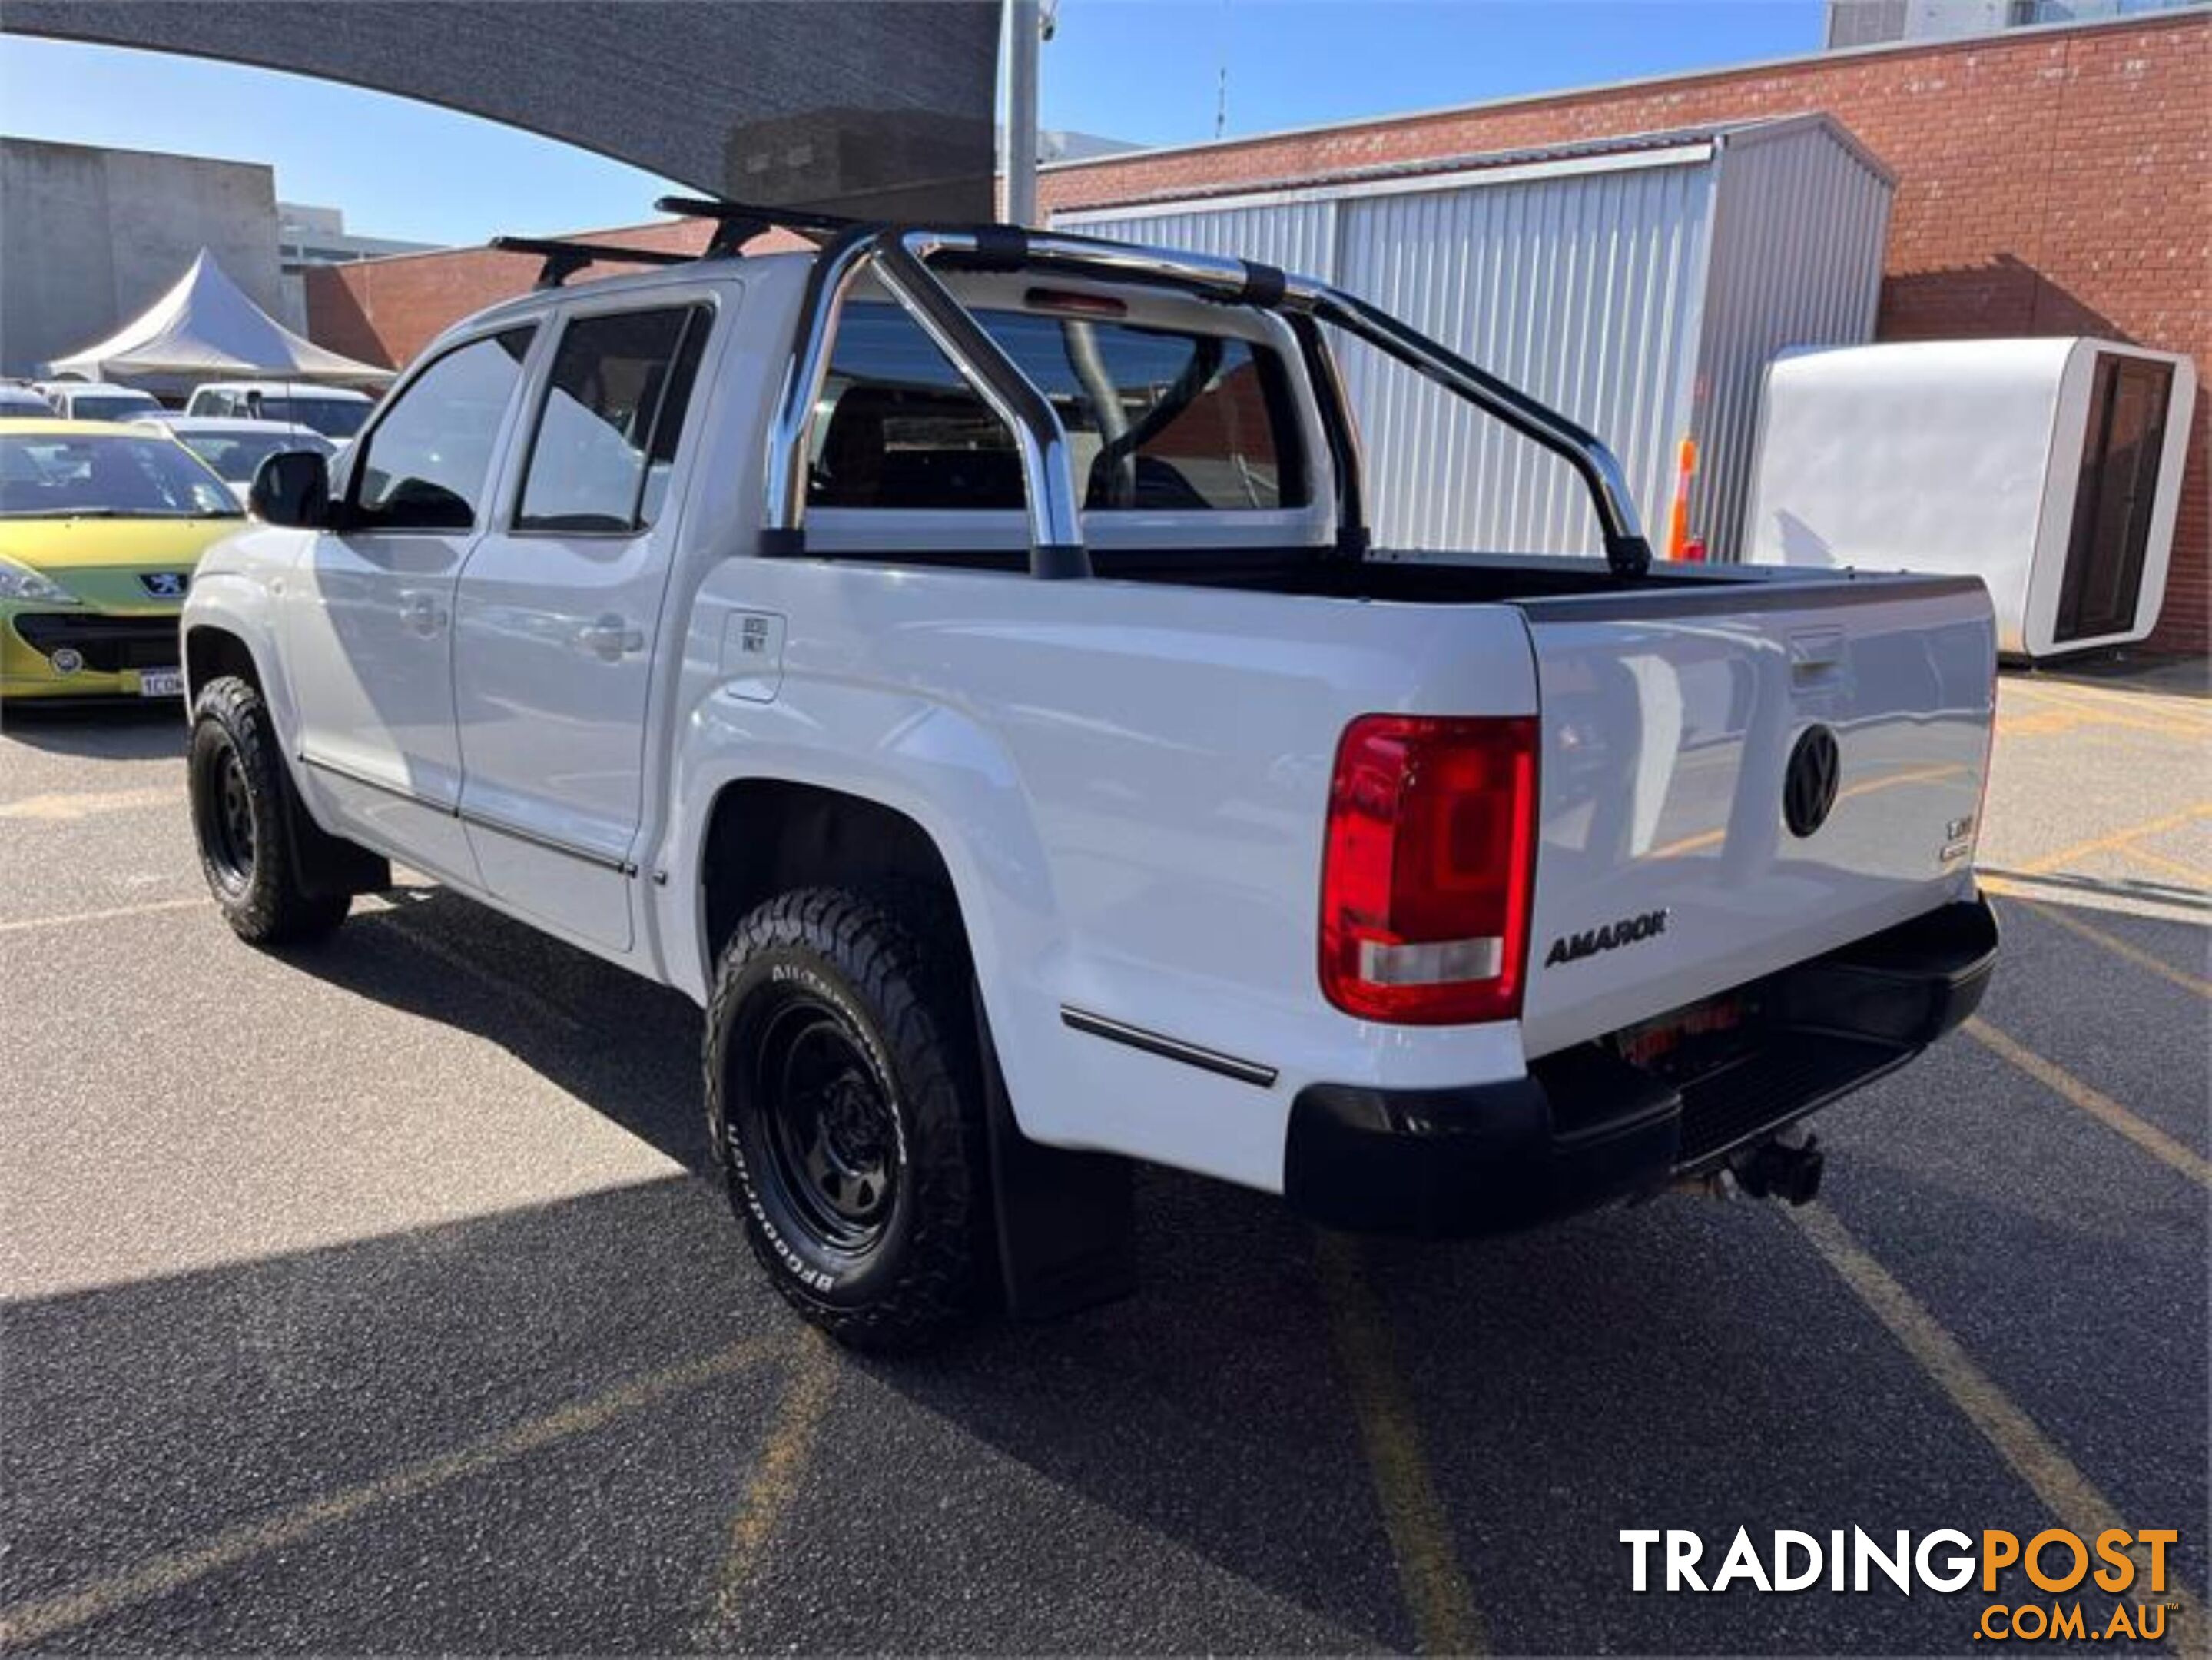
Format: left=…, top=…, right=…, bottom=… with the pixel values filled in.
left=184, top=382, right=373, bottom=440
left=36, top=382, right=165, bottom=423
left=131, top=416, right=337, bottom=504
left=0, top=385, right=52, bottom=417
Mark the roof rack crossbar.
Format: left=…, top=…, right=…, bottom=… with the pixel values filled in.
left=490, top=235, right=693, bottom=290
left=655, top=194, right=863, bottom=249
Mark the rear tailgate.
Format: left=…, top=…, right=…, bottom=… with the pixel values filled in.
left=1516, top=572, right=1995, bottom=1058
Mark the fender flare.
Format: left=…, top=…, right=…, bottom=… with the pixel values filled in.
left=181, top=570, right=303, bottom=760
left=660, top=686, right=1065, bottom=1133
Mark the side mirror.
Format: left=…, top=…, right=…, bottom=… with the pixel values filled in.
left=249, top=449, right=330, bottom=528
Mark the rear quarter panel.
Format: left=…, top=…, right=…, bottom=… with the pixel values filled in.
left=660, top=563, right=1541, bottom=1191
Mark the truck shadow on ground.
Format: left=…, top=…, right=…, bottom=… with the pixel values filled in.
left=155, top=876, right=2200, bottom=1654
left=2, top=1176, right=805, bottom=1653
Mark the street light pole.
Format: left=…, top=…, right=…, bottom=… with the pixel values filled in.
left=1003, top=0, right=1041, bottom=225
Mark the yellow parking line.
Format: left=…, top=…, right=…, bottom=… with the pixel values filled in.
left=0, top=1336, right=784, bottom=1648
left=1994, top=707, right=2101, bottom=739
left=1998, top=679, right=2210, bottom=732
left=1790, top=1203, right=2202, bottom=1658
left=2018, top=804, right=2212, bottom=876
left=0, top=895, right=204, bottom=934
left=2015, top=678, right=2212, bottom=728
left=1965, top=1016, right=2210, bottom=1188
left=2121, top=842, right=2212, bottom=889
left=1980, top=882, right=2212, bottom=999
left=0, top=785, right=181, bottom=822
left=1317, top=1233, right=1487, bottom=1657
left=694, top=1328, right=838, bottom=1643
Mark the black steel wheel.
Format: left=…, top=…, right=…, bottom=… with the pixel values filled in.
left=188, top=676, right=350, bottom=945
left=706, top=887, right=990, bottom=1350
left=200, top=741, right=257, bottom=891
left=755, top=991, right=902, bottom=1252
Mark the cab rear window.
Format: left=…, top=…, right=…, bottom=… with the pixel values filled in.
left=810, top=301, right=1304, bottom=513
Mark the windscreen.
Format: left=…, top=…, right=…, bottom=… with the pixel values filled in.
left=0, top=433, right=241, bottom=518
left=72, top=393, right=161, bottom=423
left=258, top=397, right=370, bottom=439
left=181, top=430, right=334, bottom=483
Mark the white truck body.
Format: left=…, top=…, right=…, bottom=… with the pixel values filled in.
left=181, top=220, right=1998, bottom=1337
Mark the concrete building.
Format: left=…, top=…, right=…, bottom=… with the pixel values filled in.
left=0, top=137, right=285, bottom=378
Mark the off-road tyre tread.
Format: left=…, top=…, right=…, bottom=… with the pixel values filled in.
left=706, top=885, right=987, bottom=1351
left=190, top=676, right=350, bottom=945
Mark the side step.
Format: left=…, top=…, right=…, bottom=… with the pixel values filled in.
left=977, top=1004, right=1139, bottom=1321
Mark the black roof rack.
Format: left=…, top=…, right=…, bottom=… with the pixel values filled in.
left=489, top=201, right=872, bottom=291
left=490, top=235, right=695, bottom=290
left=654, top=195, right=867, bottom=255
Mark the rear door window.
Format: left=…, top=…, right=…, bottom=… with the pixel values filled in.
left=514, top=304, right=709, bottom=534
left=809, top=301, right=1303, bottom=513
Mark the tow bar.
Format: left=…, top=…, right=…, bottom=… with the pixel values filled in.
left=1733, top=1130, right=1826, bottom=1205
left=1673, top=1129, right=1826, bottom=1207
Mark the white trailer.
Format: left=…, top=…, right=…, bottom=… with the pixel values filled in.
left=1743, top=338, right=2197, bottom=661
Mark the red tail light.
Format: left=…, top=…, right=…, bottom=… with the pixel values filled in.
left=1319, top=714, right=1540, bottom=1024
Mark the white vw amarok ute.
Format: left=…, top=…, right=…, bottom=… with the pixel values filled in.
left=180, top=204, right=2000, bottom=1347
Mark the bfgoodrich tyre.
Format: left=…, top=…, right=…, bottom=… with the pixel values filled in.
left=705, top=887, right=990, bottom=1350
left=188, top=676, right=350, bottom=945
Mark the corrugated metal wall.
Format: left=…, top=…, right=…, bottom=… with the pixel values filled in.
left=1053, top=119, right=1892, bottom=563
left=1067, top=197, right=1339, bottom=280
left=1694, top=129, right=1893, bottom=559
left=1333, top=164, right=1713, bottom=554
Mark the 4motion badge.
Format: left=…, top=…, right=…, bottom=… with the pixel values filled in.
left=1544, top=908, right=1670, bottom=968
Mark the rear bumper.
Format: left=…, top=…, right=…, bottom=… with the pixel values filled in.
left=1284, top=895, right=1998, bottom=1237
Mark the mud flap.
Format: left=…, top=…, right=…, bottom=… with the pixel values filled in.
left=281, top=762, right=390, bottom=900
left=977, top=1001, right=1139, bottom=1320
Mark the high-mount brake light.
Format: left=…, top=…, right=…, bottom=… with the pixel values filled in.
left=1023, top=287, right=1128, bottom=319
left=1319, top=714, right=1540, bottom=1024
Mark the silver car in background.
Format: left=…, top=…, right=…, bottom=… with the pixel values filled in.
left=131, top=415, right=337, bottom=505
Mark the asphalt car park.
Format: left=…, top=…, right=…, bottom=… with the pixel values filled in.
left=1, top=662, right=2204, bottom=1656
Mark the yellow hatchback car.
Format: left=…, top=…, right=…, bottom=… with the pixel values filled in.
left=0, top=419, right=245, bottom=702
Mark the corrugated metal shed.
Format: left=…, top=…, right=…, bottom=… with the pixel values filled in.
left=1053, top=115, right=1894, bottom=562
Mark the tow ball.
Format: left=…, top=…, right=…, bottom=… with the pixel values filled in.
left=1733, top=1129, right=1826, bottom=1205
left=1673, top=1128, right=1826, bottom=1207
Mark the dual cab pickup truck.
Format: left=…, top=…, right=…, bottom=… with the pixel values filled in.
left=180, top=211, right=1999, bottom=1347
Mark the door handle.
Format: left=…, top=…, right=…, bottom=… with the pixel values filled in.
left=397, top=589, right=446, bottom=635
left=576, top=614, right=645, bottom=660
left=1789, top=628, right=1846, bottom=686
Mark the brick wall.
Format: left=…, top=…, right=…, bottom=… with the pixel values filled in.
left=1038, top=12, right=2209, bottom=656
left=304, top=219, right=718, bottom=370
left=308, top=12, right=2208, bottom=653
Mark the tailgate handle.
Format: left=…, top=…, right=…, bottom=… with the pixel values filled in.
left=1789, top=629, right=1846, bottom=686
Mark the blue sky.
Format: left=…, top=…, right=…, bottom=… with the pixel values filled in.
left=0, top=2, right=1826, bottom=246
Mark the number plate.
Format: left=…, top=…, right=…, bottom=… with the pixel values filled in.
left=138, top=668, right=184, bottom=699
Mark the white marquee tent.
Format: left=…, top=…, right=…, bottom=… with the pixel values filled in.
left=47, top=250, right=390, bottom=390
